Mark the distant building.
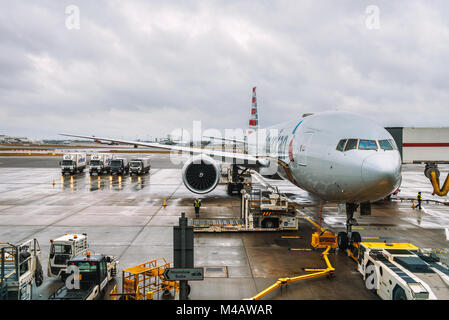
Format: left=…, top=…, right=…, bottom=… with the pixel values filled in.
left=0, top=134, right=42, bottom=144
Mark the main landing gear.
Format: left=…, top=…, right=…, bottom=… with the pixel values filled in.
left=337, top=203, right=361, bottom=251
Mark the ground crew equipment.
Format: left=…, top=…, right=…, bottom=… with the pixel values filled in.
left=49, top=252, right=118, bottom=300
left=306, top=207, right=338, bottom=250
left=0, top=239, right=44, bottom=300
left=110, top=258, right=178, bottom=300
left=248, top=246, right=334, bottom=300
left=424, top=163, right=449, bottom=196
left=48, top=233, right=89, bottom=279
left=356, top=242, right=449, bottom=300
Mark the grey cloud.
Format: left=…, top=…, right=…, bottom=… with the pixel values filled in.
left=1, top=0, right=449, bottom=139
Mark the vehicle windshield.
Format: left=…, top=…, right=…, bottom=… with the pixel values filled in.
left=130, top=162, right=141, bottom=168
left=61, top=160, right=73, bottom=166
left=110, top=160, right=122, bottom=167
left=378, top=140, right=393, bottom=150
left=358, top=140, right=378, bottom=150
left=336, top=139, right=347, bottom=152
left=51, top=244, right=72, bottom=255
left=90, top=160, right=101, bottom=166
left=74, top=261, right=98, bottom=282
left=345, top=139, right=358, bottom=151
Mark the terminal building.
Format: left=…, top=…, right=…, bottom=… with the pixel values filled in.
left=386, top=127, right=449, bottom=164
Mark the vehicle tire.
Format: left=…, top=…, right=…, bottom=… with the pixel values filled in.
left=265, top=220, right=274, bottom=228
left=163, top=289, right=171, bottom=296
left=337, top=232, right=348, bottom=250
left=186, top=284, right=191, bottom=296
left=392, top=286, right=407, bottom=300
left=262, top=219, right=277, bottom=229
left=351, top=232, right=362, bottom=244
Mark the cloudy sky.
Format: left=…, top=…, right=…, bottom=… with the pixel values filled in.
left=1, top=1, right=449, bottom=139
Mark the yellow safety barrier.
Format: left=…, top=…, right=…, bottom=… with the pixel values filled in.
left=247, top=246, right=334, bottom=300
left=281, top=236, right=301, bottom=239
left=430, top=171, right=449, bottom=196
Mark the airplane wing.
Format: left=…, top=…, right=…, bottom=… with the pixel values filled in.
left=203, top=136, right=247, bottom=144
left=59, top=133, right=268, bottom=167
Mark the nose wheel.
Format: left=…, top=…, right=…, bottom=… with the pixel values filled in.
left=338, top=203, right=361, bottom=251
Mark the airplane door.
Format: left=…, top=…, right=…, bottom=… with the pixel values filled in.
left=297, top=132, right=314, bottom=166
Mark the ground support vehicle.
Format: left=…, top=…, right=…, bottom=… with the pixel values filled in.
left=0, top=239, right=43, bottom=300
left=48, top=233, right=89, bottom=280
left=49, top=253, right=119, bottom=300
left=61, top=153, right=87, bottom=175
left=89, top=153, right=113, bottom=175
left=356, top=242, right=449, bottom=300
left=129, top=157, right=151, bottom=175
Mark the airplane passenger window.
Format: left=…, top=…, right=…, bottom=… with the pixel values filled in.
left=358, top=140, right=378, bottom=150
left=336, top=139, right=347, bottom=152
left=379, top=140, right=393, bottom=150
left=345, top=139, right=358, bottom=151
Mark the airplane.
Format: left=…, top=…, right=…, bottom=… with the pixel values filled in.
left=60, top=87, right=402, bottom=250
left=94, top=139, right=119, bottom=145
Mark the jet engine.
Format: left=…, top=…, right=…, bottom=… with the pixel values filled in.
left=182, top=155, right=221, bottom=194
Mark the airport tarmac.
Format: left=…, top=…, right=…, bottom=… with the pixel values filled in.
left=0, top=156, right=448, bottom=300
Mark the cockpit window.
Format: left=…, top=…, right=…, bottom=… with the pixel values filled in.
left=388, top=139, right=398, bottom=150
left=379, top=139, right=393, bottom=150
left=336, top=139, right=347, bottom=152
left=358, top=140, right=378, bottom=150
left=345, top=139, right=358, bottom=151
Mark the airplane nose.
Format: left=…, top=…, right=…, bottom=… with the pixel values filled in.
left=361, top=153, right=401, bottom=197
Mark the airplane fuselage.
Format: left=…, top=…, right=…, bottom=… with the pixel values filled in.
left=251, top=111, right=402, bottom=203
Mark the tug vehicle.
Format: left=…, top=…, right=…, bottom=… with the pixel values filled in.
left=357, top=242, right=449, bottom=300
left=49, top=252, right=119, bottom=300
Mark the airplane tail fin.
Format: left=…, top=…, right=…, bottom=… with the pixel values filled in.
left=248, top=87, right=259, bottom=134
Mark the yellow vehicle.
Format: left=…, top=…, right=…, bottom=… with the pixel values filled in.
left=311, top=230, right=338, bottom=250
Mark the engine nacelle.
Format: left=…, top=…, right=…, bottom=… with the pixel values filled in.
left=182, top=155, right=221, bottom=194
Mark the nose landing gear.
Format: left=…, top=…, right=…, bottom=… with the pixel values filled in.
left=337, top=203, right=361, bottom=251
